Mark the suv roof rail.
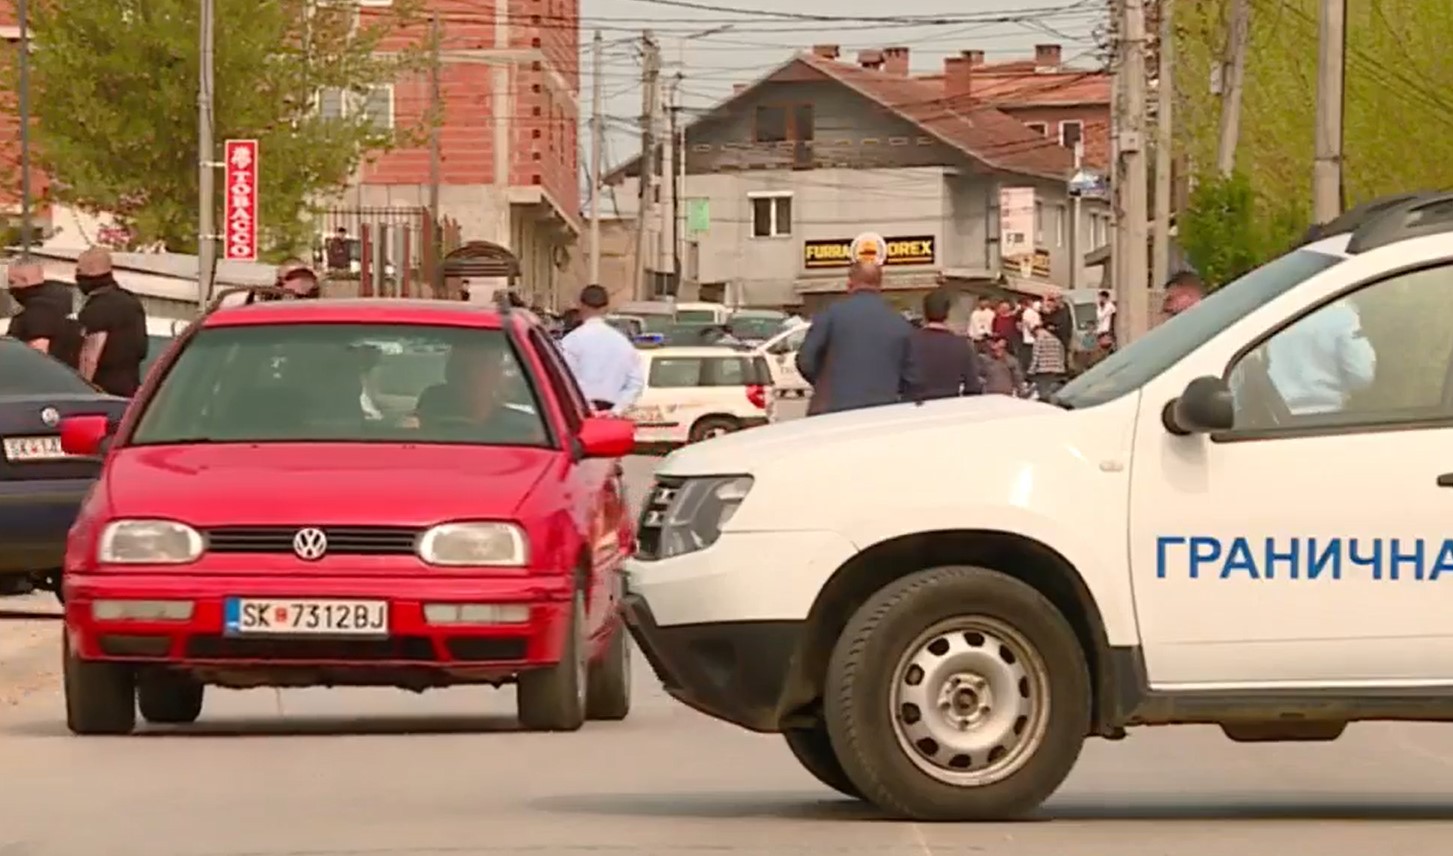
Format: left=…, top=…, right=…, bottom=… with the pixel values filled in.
left=1341, top=191, right=1453, bottom=253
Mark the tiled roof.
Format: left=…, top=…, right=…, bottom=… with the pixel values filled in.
left=795, top=52, right=1074, bottom=180
left=914, top=69, right=1112, bottom=107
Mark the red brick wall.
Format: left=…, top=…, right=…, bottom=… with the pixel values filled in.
left=0, top=6, right=49, bottom=212
left=1000, top=104, right=1110, bottom=170
left=362, top=0, right=580, bottom=221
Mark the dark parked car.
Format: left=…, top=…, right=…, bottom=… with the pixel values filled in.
left=0, top=339, right=127, bottom=596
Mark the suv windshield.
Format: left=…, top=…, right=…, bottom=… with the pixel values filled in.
left=130, top=323, right=549, bottom=447
left=1055, top=247, right=1345, bottom=409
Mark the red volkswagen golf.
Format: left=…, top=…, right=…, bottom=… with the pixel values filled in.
left=57, top=297, right=636, bottom=735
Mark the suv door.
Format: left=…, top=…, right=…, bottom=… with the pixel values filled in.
left=1129, top=258, right=1453, bottom=686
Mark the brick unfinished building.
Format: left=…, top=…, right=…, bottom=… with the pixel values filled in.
left=339, top=0, right=581, bottom=299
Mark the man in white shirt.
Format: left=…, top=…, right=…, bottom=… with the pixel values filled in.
left=1095, top=289, right=1116, bottom=340
left=1017, top=296, right=1041, bottom=374
left=967, top=298, right=995, bottom=343
left=560, top=284, right=645, bottom=416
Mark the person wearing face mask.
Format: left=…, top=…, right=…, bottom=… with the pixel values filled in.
left=75, top=247, right=148, bottom=396
left=5, top=256, right=82, bottom=369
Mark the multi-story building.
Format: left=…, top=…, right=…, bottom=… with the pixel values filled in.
left=606, top=44, right=1110, bottom=311
left=336, top=0, right=581, bottom=302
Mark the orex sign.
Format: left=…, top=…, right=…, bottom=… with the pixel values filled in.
left=803, top=235, right=936, bottom=269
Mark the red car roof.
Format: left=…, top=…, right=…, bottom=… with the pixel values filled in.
left=201, top=298, right=508, bottom=330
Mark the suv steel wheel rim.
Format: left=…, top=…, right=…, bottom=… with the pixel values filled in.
left=889, top=615, right=1051, bottom=788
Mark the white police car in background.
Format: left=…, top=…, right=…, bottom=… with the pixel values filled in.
left=623, top=192, right=1453, bottom=820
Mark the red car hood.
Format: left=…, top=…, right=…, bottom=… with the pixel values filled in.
left=100, top=443, right=556, bottom=527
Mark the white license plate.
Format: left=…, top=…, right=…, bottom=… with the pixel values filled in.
left=2, top=435, right=68, bottom=461
left=223, top=598, right=388, bottom=636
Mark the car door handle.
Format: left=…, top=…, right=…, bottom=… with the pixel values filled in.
left=1437, top=473, right=1453, bottom=487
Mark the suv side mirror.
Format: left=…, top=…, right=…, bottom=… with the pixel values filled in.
left=60, top=414, right=112, bottom=456
left=1163, top=376, right=1235, bottom=435
left=577, top=416, right=635, bottom=459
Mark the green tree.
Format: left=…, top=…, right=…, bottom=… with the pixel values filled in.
left=14, top=0, right=425, bottom=256
left=1179, top=172, right=1308, bottom=287
left=1174, top=0, right=1453, bottom=225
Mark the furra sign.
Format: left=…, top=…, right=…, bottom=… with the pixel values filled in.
left=803, top=235, right=936, bottom=269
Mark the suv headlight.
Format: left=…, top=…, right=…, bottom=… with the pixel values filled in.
left=98, top=520, right=204, bottom=565
left=418, top=522, right=528, bottom=567
left=658, top=476, right=752, bottom=559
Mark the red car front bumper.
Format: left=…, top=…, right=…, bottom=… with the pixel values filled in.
left=65, top=572, right=574, bottom=674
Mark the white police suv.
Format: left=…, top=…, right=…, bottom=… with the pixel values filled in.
left=622, top=193, right=1453, bottom=820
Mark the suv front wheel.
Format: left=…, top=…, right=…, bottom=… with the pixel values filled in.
left=823, top=565, right=1090, bottom=820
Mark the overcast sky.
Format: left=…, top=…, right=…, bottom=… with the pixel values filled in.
left=578, top=0, right=1106, bottom=188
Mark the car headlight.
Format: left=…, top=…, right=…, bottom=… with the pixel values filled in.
left=658, top=476, right=752, bottom=559
left=417, top=522, right=528, bottom=567
left=98, top=520, right=204, bottom=565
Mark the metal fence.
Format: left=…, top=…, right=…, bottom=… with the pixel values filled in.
left=314, top=207, right=446, bottom=299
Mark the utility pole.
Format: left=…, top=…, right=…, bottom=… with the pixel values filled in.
left=197, top=0, right=216, bottom=309
left=1117, top=0, right=1150, bottom=340
left=674, top=71, right=686, bottom=293
left=1151, top=0, right=1173, bottom=289
left=1215, top=0, right=1250, bottom=176
left=589, top=31, right=603, bottom=285
left=1313, top=0, right=1346, bottom=223
left=428, top=15, right=441, bottom=229
left=634, top=31, right=660, bottom=301
left=16, top=0, right=30, bottom=254
left=658, top=81, right=675, bottom=292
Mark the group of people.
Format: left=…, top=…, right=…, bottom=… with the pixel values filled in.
left=5, top=247, right=148, bottom=397
left=795, top=263, right=1209, bottom=416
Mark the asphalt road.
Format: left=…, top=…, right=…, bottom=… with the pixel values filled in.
left=5, top=451, right=1453, bottom=854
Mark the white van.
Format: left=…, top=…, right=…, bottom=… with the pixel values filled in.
left=754, top=322, right=810, bottom=396
left=626, top=346, right=774, bottom=446
left=622, top=194, right=1453, bottom=821
left=671, top=302, right=730, bottom=324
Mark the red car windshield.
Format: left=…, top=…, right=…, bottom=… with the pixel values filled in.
left=129, top=323, right=551, bottom=447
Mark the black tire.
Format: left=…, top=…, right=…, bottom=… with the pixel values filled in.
left=688, top=415, right=740, bottom=443
left=517, top=591, right=587, bottom=731
left=784, top=724, right=862, bottom=799
left=63, top=635, right=136, bottom=736
left=585, top=619, right=631, bottom=721
left=137, top=670, right=205, bottom=725
left=824, top=565, right=1090, bottom=821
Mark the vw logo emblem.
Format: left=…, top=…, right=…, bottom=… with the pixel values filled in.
left=292, top=527, right=328, bottom=561
left=40, top=407, right=59, bottom=427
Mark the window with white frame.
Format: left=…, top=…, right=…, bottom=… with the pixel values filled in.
left=317, top=85, right=393, bottom=130
left=749, top=192, right=792, bottom=238
left=1060, top=120, right=1083, bottom=150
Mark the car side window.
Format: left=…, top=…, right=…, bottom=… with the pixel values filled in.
left=649, top=357, right=704, bottom=388
left=527, top=327, right=586, bottom=431
left=704, top=357, right=749, bottom=386
left=1226, top=263, right=1453, bottom=435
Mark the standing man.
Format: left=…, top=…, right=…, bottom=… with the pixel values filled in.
left=1041, top=289, right=1073, bottom=351
left=967, top=296, right=995, bottom=347
left=1162, top=271, right=1206, bottom=320
left=1016, top=296, right=1041, bottom=375
left=4, top=257, right=82, bottom=369
left=906, top=289, right=982, bottom=401
left=560, top=284, right=644, bottom=416
left=1095, top=289, right=1116, bottom=342
left=980, top=336, right=1024, bottom=396
left=796, top=261, right=916, bottom=415
left=75, top=247, right=147, bottom=397
left=1026, top=319, right=1069, bottom=399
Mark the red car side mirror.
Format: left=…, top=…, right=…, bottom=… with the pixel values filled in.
left=577, top=416, right=634, bottom=459
left=60, top=415, right=110, bottom=456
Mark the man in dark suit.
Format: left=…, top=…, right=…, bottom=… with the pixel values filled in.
left=796, top=261, right=917, bottom=415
